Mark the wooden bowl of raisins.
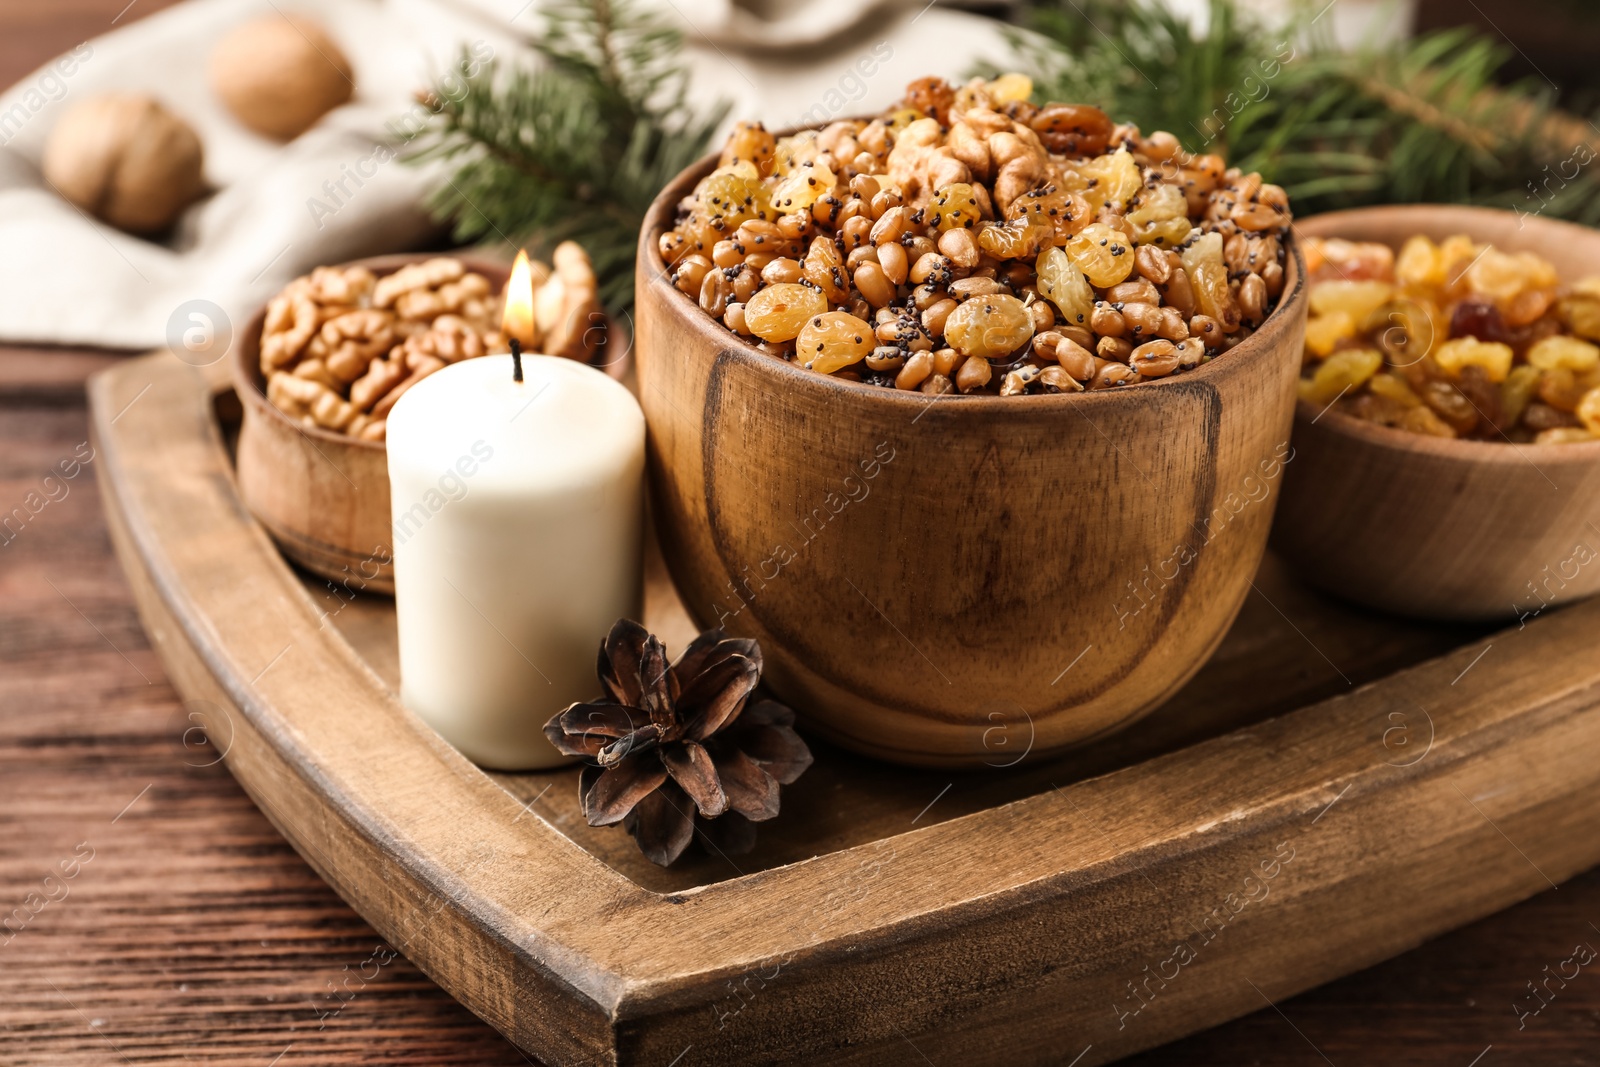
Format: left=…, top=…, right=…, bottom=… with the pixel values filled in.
left=1275, top=205, right=1600, bottom=621
left=635, top=120, right=1309, bottom=768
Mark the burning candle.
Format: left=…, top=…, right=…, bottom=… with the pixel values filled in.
left=384, top=252, right=644, bottom=770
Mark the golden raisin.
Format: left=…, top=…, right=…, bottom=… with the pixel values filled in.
left=1309, top=280, right=1396, bottom=322
left=1064, top=223, right=1135, bottom=288
left=1298, top=348, right=1382, bottom=406
left=1527, top=335, right=1600, bottom=373
left=1304, top=312, right=1355, bottom=359
left=929, top=183, right=982, bottom=231
left=1433, top=337, right=1513, bottom=383
left=719, top=122, right=777, bottom=177
left=943, top=294, right=1034, bottom=359
left=1036, top=247, right=1095, bottom=328
left=976, top=222, right=1051, bottom=260
left=1501, top=364, right=1543, bottom=427
left=743, top=284, right=828, bottom=343
left=802, top=236, right=850, bottom=303
left=797, top=312, right=875, bottom=374
left=771, top=160, right=837, bottom=213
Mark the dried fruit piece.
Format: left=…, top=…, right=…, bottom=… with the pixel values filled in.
left=1501, top=364, right=1544, bottom=426
left=976, top=222, right=1051, bottom=260
left=1400, top=405, right=1456, bottom=437
left=1182, top=233, right=1237, bottom=330
left=929, top=183, right=982, bottom=231
left=1077, top=147, right=1141, bottom=211
left=1576, top=388, right=1600, bottom=434
left=1539, top=367, right=1592, bottom=412
left=943, top=294, right=1034, bottom=359
left=1304, top=312, right=1356, bottom=359
left=743, top=284, right=828, bottom=343
left=1028, top=103, right=1112, bottom=156
left=1303, top=236, right=1395, bottom=283
left=696, top=163, right=772, bottom=226
left=802, top=236, right=850, bottom=303
left=1190, top=260, right=1235, bottom=327
left=1007, top=186, right=1092, bottom=242
left=1036, top=246, right=1095, bottom=327
left=1127, top=183, right=1186, bottom=227
left=1433, top=337, right=1513, bottom=383
left=1308, top=280, right=1396, bottom=323
left=797, top=312, right=875, bottom=374
left=1466, top=248, right=1556, bottom=302
left=1527, top=335, right=1600, bottom=373
left=986, top=73, right=1033, bottom=104
left=770, top=160, right=836, bottom=213
left=1298, top=348, right=1381, bottom=406
left=1396, top=235, right=1445, bottom=288
left=1448, top=298, right=1511, bottom=345
left=1369, top=372, right=1422, bottom=409
left=1064, top=223, right=1135, bottom=288
left=719, top=121, right=777, bottom=176
left=1133, top=217, right=1194, bottom=248
left=1421, top=379, right=1481, bottom=434
left=903, top=77, right=955, bottom=125
left=1559, top=294, right=1600, bottom=341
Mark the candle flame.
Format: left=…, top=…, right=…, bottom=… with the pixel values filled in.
left=502, top=249, right=536, bottom=346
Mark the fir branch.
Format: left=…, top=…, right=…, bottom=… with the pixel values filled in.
left=407, top=0, right=728, bottom=316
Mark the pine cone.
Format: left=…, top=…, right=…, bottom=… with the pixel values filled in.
left=544, top=619, right=813, bottom=866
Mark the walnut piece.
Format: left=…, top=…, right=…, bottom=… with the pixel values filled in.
left=308, top=309, right=396, bottom=383
left=259, top=251, right=601, bottom=439
left=373, top=258, right=465, bottom=310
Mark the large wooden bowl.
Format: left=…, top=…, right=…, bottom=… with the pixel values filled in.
left=1274, top=206, right=1600, bottom=621
left=636, top=160, right=1308, bottom=767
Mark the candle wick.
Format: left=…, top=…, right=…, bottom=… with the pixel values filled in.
left=510, top=338, right=523, bottom=383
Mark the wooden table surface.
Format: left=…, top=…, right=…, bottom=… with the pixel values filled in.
left=3, top=3, right=1599, bottom=1064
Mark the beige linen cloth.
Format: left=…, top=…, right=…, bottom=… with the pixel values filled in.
left=0, top=0, right=1015, bottom=350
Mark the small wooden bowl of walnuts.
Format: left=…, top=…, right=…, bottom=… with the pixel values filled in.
left=234, top=248, right=613, bottom=594
left=637, top=74, right=1307, bottom=767
left=1274, top=205, right=1600, bottom=620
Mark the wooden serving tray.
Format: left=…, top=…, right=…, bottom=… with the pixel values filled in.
left=91, top=351, right=1600, bottom=1066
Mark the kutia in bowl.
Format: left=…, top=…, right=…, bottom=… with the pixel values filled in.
left=233, top=247, right=609, bottom=593
left=638, top=74, right=1307, bottom=768
left=656, top=73, right=1293, bottom=395
left=1275, top=206, right=1600, bottom=621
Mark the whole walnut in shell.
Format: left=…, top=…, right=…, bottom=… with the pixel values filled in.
left=210, top=14, right=354, bottom=140
left=42, top=93, right=205, bottom=234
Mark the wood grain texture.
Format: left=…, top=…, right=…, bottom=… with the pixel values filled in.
left=83, top=348, right=1600, bottom=1065
left=1275, top=207, right=1600, bottom=620
left=635, top=156, right=1309, bottom=767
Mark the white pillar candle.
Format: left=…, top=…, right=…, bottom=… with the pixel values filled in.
left=385, top=351, right=645, bottom=770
